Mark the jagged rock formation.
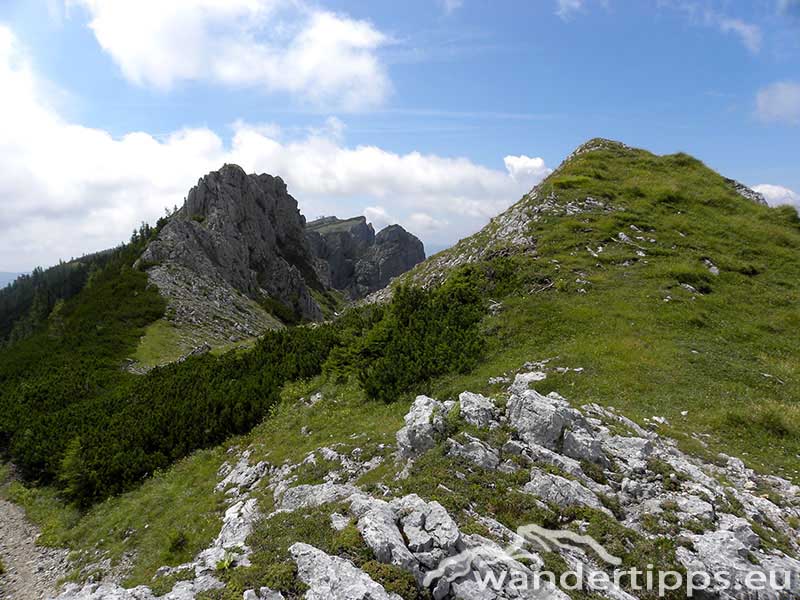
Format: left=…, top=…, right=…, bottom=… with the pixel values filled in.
left=306, top=216, right=425, bottom=299
left=136, top=167, right=424, bottom=356
left=140, top=164, right=324, bottom=324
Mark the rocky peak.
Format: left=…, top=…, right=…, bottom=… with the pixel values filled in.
left=138, top=165, right=324, bottom=347
left=135, top=166, right=426, bottom=357
left=565, top=137, right=633, bottom=161
left=307, top=217, right=425, bottom=299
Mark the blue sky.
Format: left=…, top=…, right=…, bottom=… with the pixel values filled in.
left=0, top=0, right=798, bottom=271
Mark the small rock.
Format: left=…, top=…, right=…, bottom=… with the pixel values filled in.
left=396, top=396, right=448, bottom=458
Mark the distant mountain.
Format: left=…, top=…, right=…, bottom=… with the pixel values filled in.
left=307, top=216, right=425, bottom=299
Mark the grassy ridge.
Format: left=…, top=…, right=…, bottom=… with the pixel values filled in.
left=429, top=142, right=800, bottom=478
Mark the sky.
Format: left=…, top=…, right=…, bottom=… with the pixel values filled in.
left=0, top=0, right=798, bottom=272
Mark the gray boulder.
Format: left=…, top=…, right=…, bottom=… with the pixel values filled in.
left=397, top=396, right=450, bottom=458
left=290, top=543, right=403, bottom=600
left=504, top=440, right=585, bottom=479
left=277, top=482, right=361, bottom=512
left=351, top=496, right=419, bottom=573
left=350, top=494, right=462, bottom=586
left=459, top=392, right=499, bottom=429
left=506, top=390, right=588, bottom=450
left=524, top=469, right=609, bottom=513
left=446, top=435, right=500, bottom=470
left=562, top=429, right=608, bottom=466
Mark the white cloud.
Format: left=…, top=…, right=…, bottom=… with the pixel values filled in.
left=439, top=0, right=463, bottom=14
left=757, top=81, right=800, bottom=125
left=364, top=206, right=394, bottom=231
left=556, top=0, right=584, bottom=19
left=408, top=212, right=449, bottom=233
left=718, top=17, right=762, bottom=53
left=504, top=155, right=552, bottom=186
left=0, top=25, right=550, bottom=271
left=65, top=0, right=390, bottom=110
left=752, top=184, right=800, bottom=208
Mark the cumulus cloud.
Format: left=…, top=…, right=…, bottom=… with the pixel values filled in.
left=0, top=25, right=550, bottom=271
left=757, top=81, right=800, bottom=124
left=504, top=155, right=552, bottom=187
left=752, top=184, right=800, bottom=208
left=65, top=0, right=390, bottom=110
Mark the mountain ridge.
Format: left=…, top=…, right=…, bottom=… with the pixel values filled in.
left=369, top=138, right=771, bottom=302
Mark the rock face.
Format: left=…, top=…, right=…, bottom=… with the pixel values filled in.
left=136, top=166, right=425, bottom=357
left=306, top=216, right=425, bottom=299
left=140, top=164, right=324, bottom=323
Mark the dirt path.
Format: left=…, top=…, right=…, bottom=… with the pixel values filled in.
left=0, top=497, right=70, bottom=600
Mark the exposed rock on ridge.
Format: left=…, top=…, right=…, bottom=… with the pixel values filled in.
left=306, top=216, right=425, bottom=299
left=136, top=167, right=426, bottom=356
left=140, top=164, right=324, bottom=323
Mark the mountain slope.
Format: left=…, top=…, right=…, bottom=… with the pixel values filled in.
left=2, top=139, right=800, bottom=600
left=383, top=138, right=775, bottom=294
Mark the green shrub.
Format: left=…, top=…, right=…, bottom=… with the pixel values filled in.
left=362, top=561, right=426, bottom=599
left=338, top=275, right=485, bottom=403
left=260, top=295, right=301, bottom=325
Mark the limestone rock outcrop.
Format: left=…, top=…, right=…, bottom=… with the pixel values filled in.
left=135, top=166, right=425, bottom=357
left=306, top=216, right=425, bottom=299
left=140, top=164, right=324, bottom=323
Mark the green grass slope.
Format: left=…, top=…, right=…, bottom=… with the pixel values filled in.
left=423, top=138, right=800, bottom=477
left=3, top=138, right=799, bottom=594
